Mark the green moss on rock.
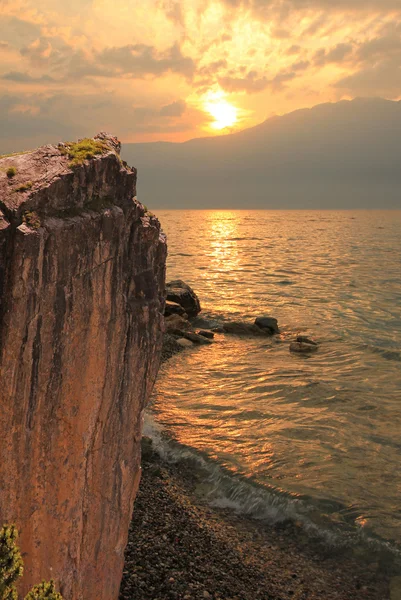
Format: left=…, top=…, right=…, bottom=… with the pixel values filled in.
left=60, top=138, right=109, bottom=167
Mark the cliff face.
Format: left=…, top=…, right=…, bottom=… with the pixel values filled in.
left=0, top=134, right=166, bottom=600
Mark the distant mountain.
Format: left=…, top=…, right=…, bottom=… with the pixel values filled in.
left=122, top=98, right=401, bottom=209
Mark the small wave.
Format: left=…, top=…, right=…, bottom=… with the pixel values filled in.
left=143, top=413, right=401, bottom=564
left=359, top=344, right=401, bottom=363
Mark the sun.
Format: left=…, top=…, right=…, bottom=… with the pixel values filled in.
left=204, top=92, right=238, bottom=130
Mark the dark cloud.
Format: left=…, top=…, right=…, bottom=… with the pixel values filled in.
left=219, top=0, right=401, bottom=12
left=160, top=100, right=187, bottom=116
left=334, top=59, right=401, bottom=96
left=291, top=59, right=310, bottom=71
left=2, top=71, right=56, bottom=83
left=0, top=16, right=41, bottom=48
left=314, top=43, right=354, bottom=66
left=219, top=69, right=296, bottom=93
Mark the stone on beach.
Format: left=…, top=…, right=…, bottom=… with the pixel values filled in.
left=166, top=280, right=201, bottom=317
left=165, top=300, right=188, bottom=317
left=165, top=314, right=193, bottom=332
left=176, top=338, right=194, bottom=348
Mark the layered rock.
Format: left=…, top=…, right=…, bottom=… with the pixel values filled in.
left=0, top=134, right=166, bottom=600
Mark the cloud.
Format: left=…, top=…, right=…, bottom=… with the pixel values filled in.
left=0, top=16, right=41, bottom=49
left=219, top=0, right=401, bottom=13
left=0, top=91, right=205, bottom=153
left=334, top=60, right=401, bottom=96
left=97, top=42, right=195, bottom=79
left=219, top=69, right=296, bottom=93
left=2, top=71, right=56, bottom=83
left=160, top=99, right=187, bottom=116
left=314, top=43, right=354, bottom=66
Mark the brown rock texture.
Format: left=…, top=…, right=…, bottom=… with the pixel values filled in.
left=0, top=134, right=166, bottom=600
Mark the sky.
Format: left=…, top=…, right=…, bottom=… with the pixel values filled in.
left=1, top=0, right=401, bottom=151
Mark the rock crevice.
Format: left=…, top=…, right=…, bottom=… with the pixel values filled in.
left=0, top=134, right=166, bottom=600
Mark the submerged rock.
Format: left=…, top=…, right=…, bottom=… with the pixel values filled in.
left=166, top=280, right=201, bottom=317
left=0, top=133, right=166, bottom=600
left=296, top=335, right=318, bottom=346
left=290, top=341, right=318, bottom=353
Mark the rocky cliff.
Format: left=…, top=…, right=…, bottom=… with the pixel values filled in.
left=0, top=134, right=166, bottom=600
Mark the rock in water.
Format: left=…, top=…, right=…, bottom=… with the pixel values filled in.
left=254, top=316, right=280, bottom=334
left=197, top=330, right=214, bottom=339
left=0, top=134, right=167, bottom=600
left=166, top=280, right=201, bottom=317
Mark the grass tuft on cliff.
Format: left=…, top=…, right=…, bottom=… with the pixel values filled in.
left=0, top=525, right=63, bottom=600
left=59, top=138, right=109, bottom=167
left=0, top=525, right=23, bottom=600
left=24, top=581, right=62, bottom=600
left=6, top=167, right=17, bottom=179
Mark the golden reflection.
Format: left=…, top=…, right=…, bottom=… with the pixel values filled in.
left=202, top=211, right=242, bottom=313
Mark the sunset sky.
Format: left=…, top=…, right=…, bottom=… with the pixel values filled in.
left=1, top=0, right=401, bottom=151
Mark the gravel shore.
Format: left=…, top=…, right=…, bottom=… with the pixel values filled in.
left=119, top=437, right=390, bottom=600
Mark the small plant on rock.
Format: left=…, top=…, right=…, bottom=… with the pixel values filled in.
left=24, top=581, right=62, bottom=600
left=14, top=182, right=33, bottom=193
left=0, top=525, right=63, bottom=600
left=60, top=138, right=109, bottom=167
left=6, top=167, right=17, bottom=179
left=0, top=525, right=23, bottom=600
left=22, top=211, right=41, bottom=229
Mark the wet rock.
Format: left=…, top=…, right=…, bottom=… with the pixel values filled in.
left=212, top=327, right=225, bottom=334
left=165, top=300, right=188, bottom=318
left=290, top=341, right=318, bottom=354
left=190, top=316, right=221, bottom=330
left=183, top=332, right=213, bottom=345
left=0, top=133, right=166, bottom=600
left=222, top=322, right=275, bottom=336
left=198, top=330, right=214, bottom=339
left=255, top=316, right=279, bottom=334
left=165, top=314, right=193, bottom=333
left=166, top=280, right=201, bottom=318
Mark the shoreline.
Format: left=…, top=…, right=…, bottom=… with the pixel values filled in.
left=120, top=435, right=391, bottom=600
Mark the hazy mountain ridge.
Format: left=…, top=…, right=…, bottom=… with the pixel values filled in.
left=122, top=98, right=401, bottom=208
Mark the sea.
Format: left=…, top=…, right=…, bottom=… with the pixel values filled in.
left=145, top=210, right=401, bottom=568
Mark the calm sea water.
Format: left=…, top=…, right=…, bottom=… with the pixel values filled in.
left=147, top=210, right=401, bottom=557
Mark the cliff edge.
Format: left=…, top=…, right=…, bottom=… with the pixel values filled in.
left=0, top=134, right=166, bottom=600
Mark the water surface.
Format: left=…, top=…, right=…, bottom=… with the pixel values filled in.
left=148, top=210, right=401, bottom=555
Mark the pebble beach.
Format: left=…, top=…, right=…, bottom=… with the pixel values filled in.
left=119, top=436, right=391, bottom=600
